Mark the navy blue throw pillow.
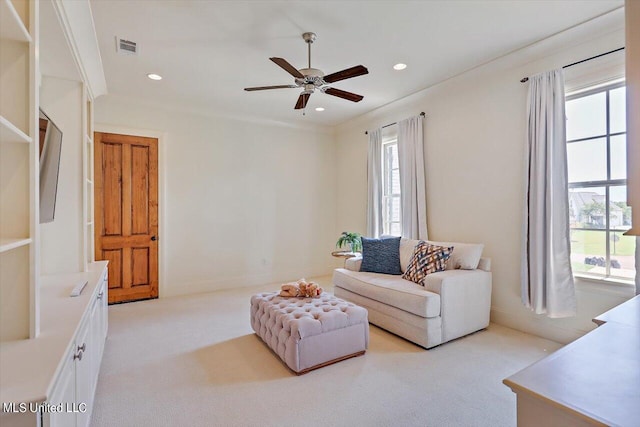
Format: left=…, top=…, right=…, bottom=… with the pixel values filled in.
left=360, top=236, right=402, bottom=275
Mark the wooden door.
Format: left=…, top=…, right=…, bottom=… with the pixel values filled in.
left=94, top=132, right=158, bottom=304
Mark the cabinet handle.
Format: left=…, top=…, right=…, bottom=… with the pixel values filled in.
left=73, top=351, right=83, bottom=361
left=77, top=343, right=86, bottom=352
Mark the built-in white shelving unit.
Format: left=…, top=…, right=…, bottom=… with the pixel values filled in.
left=1, top=2, right=107, bottom=423
left=0, top=0, right=39, bottom=342
left=0, top=238, right=32, bottom=253
left=0, top=0, right=32, bottom=42
left=0, top=115, right=32, bottom=144
left=82, top=85, right=95, bottom=270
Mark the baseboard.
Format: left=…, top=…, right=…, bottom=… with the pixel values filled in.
left=161, top=268, right=334, bottom=298
left=490, top=307, right=591, bottom=344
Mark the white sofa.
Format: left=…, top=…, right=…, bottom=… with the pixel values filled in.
left=333, top=238, right=492, bottom=348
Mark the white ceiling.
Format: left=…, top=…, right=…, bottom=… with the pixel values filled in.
left=89, top=0, right=623, bottom=127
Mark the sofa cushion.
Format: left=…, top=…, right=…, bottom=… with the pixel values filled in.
left=400, top=238, right=484, bottom=271
left=333, top=268, right=441, bottom=318
left=429, top=240, right=484, bottom=270
left=402, top=242, right=453, bottom=285
left=400, top=238, right=421, bottom=272
left=360, top=236, right=402, bottom=275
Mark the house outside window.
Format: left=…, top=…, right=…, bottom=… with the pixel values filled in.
left=566, top=81, right=635, bottom=281
left=382, top=137, right=401, bottom=236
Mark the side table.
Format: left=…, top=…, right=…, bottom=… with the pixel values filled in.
left=331, top=251, right=358, bottom=267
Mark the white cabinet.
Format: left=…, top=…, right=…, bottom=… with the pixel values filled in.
left=94, top=273, right=108, bottom=366
left=73, top=316, right=92, bottom=427
left=44, top=269, right=108, bottom=427
left=46, top=347, right=76, bottom=427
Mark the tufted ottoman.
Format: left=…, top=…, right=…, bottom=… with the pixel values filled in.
left=250, top=292, right=369, bottom=374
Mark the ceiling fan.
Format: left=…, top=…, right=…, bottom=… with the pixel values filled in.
left=244, top=32, right=368, bottom=110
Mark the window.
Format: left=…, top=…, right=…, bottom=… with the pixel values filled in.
left=566, top=82, right=635, bottom=281
left=382, top=138, right=401, bottom=236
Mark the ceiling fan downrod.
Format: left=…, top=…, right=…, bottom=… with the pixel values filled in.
left=302, top=32, right=316, bottom=69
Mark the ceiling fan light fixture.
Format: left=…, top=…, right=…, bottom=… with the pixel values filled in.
left=315, top=107, right=325, bottom=112
left=147, top=73, right=163, bottom=80
left=393, top=63, right=407, bottom=71
left=244, top=32, right=368, bottom=110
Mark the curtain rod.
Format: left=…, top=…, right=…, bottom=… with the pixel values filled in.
left=365, top=112, right=425, bottom=135
left=520, top=47, right=625, bottom=83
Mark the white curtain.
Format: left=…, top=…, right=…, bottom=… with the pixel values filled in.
left=397, top=115, right=428, bottom=240
left=521, top=69, right=576, bottom=318
left=367, top=128, right=383, bottom=237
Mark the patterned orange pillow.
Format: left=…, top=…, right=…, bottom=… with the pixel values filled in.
left=402, top=241, right=454, bottom=285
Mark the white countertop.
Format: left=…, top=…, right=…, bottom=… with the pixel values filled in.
left=0, top=262, right=108, bottom=404
left=594, top=294, right=640, bottom=327
left=504, top=295, right=640, bottom=426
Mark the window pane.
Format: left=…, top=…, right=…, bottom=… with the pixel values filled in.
left=390, top=144, right=399, bottom=169
left=609, top=86, right=626, bottom=133
left=390, top=222, right=401, bottom=236
left=609, top=185, right=632, bottom=230
left=382, top=141, right=401, bottom=236
left=384, top=197, right=392, bottom=221
left=569, top=187, right=606, bottom=229
left=391, top=168, right=400, bottom=194
left=570, top=229, right=606, bottom=274
left=610, top=134, right=627, bottom=180
left=390, top=196, right=400, bottom=222
left=566, top=92, right=606, bottom=140
left=609, top=233, right=636, bottom=280
left=567, top=139, right=606, bottom=183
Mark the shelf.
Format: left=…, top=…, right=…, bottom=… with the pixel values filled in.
left=0, top=0, right=32, bottom=43
left=0, top=238, right=32, bottom=254
left=0, top=115, right=31, bottom=144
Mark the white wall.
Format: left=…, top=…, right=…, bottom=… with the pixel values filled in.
left=95, top=96, right=337, bottom=298
left=39, top=76, right=84, bottom=275
left=334, top=10, right=634, bottom=344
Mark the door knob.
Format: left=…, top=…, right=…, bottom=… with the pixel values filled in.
left=151, top=236, right=157, bottom=241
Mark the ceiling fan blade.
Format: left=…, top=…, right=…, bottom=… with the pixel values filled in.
left=244, top=85, right=298, bottom=91
left=324, top=87, right=364, bottom=102
left=270, top=57, right=304, bottom=79
left=294, top=93, right=311, bottom=110
left=323, top=65, right=368, bottom=83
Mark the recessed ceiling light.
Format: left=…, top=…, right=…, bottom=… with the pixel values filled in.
left=315, top=107, right=325, bottom=112
left=147, top=73, right=162, bottom=80
left=393, top=63, right=407, bottom=71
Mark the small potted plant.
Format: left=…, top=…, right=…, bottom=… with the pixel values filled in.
left=336, top=231, right=362, bottom=253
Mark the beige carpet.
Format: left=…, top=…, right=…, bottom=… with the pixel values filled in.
left=90, top=276, right=561, bottom=427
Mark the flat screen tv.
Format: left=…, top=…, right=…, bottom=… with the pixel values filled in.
left=39, top=109, right=63, bottom=224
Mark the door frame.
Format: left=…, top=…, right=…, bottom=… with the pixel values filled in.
left=94, top=123, right=167, bottom=299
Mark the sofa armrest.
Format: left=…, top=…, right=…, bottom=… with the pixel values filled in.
left=344, top=255, right=362, bottom=272
left=478, top=257, right=491, bottom=272
left=423, top=269, right=492, bottom=341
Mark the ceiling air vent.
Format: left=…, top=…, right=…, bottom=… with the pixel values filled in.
left=116, top=37, right=138, bottom=55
